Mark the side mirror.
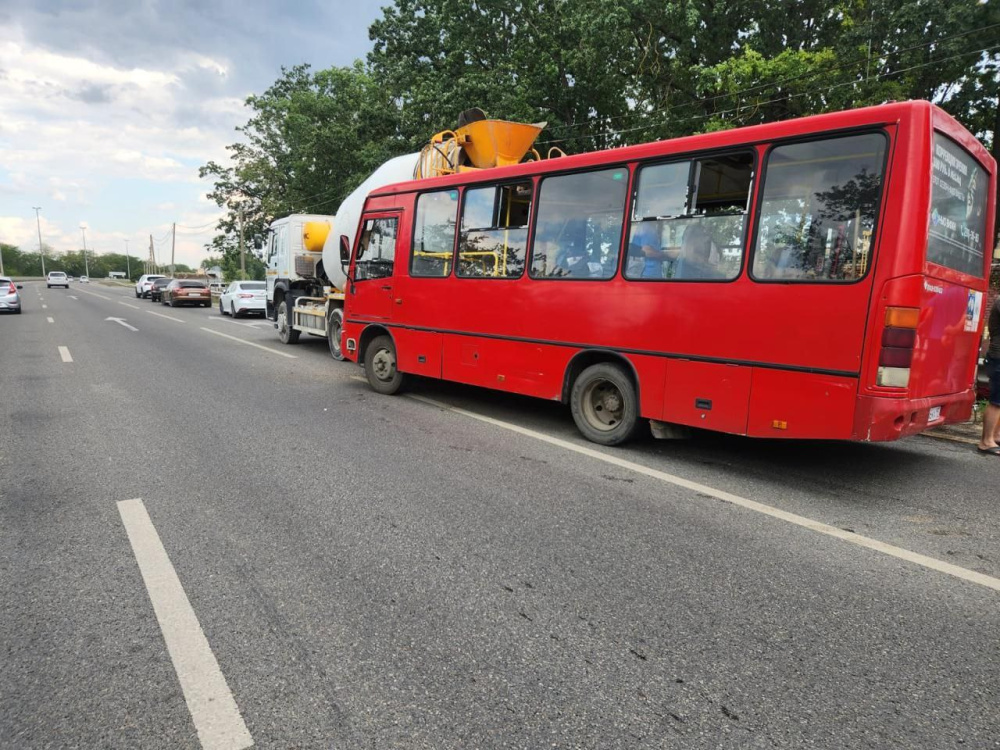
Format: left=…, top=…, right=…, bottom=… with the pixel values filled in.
left=16, top=284, right=23, bottom=289
left=339, top=235, right=350, bottom=265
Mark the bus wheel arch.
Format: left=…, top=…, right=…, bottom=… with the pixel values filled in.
left=562, top=350, right=641, bottom=405
left=564, top=351, right=642, bottom=445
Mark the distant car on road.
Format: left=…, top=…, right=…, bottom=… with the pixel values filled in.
left=162, top=279, right=211, bottom=307
left=79, top=275, right=89, bottom=283
left=0, top=276, right=23, bottom=314
left=135, top=274, right=166, bottom=298
left=148, top=277, right=173, bottom=302
left=219, top=281, right=266, bottom=317
left=46, top=271, right=69, bottom=289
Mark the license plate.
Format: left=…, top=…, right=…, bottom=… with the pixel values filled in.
left=188, top=292, right=203, bottom=296
left=928, top=406, right=942, bottom=422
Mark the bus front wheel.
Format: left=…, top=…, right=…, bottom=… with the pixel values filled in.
left=364, top=335, right=405, bottom=395
left=570, top=363, right=640, bottom=445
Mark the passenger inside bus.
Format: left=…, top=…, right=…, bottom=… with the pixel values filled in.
left=627, top=221, right=675, bottom=278
left=672, top=223, right=725, bottom=280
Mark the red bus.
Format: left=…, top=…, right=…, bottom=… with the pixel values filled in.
left=342, top=101, right=996, bottom=445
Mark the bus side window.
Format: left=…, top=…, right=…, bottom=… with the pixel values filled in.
left=625, top=152, right=753, bottom=281
left=751, top=133, right=887, bottom=283
left=457, top=181, right=532, bottom=278
left=412, top=190, right=459, bottom=277
left=354, top=217, right=398, bottom=281
left=529, top=168, right=628, bottom=280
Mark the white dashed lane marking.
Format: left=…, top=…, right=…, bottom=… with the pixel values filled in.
left=58, top=346, right=73, bottom=363
left=117, top=499, right=253, bottom=750
left=146, top=310, right=186, bottom=323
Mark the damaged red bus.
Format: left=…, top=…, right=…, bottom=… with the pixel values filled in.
left=342, top=101, right=995, bottom=445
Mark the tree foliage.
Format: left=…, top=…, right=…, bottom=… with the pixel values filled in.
left=200, top=0, right=1000, bottom=260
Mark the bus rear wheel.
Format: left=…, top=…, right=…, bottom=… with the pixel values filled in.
left=327, top=307, right=344, bottom=361
left=570, top=363, right=640, bottom=445
left=364, top=334, right=405, bottom=395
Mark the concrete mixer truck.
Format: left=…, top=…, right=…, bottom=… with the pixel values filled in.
left=265, top=112, right=555, bottom=358
left=264, top=153, right=420, bottom=358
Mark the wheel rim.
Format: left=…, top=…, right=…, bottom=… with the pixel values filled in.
left=371, top=346, right=396, bottom=382
left=277, top=306, right=287, bottom=335
left=580, top=378, right=625, bottom=432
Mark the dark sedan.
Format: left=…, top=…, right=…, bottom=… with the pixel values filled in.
left=162, top=280, right=211, bottom=307
left=149, top=277, right=173, bottom=302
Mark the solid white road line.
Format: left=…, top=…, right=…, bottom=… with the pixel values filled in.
left=58, top=346, right=73, bottom=363
left=207, top=316, right=262, bottom=330
left=78, top=288, right=111, bottom=300
left=409, top=394, right=1000, bottom=594
left=68, top=295, right=78, bottom=300
left=199, top=327, right=297, bottom=359
left=119, top=301, right=141, bottom=310
left=117, top=499, right=252, bottom=750
left=146, top=310, right=186, bottom=323
left=46, top=317, right=54, bottom=323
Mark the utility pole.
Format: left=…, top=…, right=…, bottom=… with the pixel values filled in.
left=80, top=225, right=90, bottom=278
left=149, top=234, right=155, bottom=274
left=124, top=239, right=131, bottom=280
left=0, top=239, right=5, bottom=275
left=238, top=206, right=246, bottom=280
left=33, top=206, right=46, bottom=276
left=170, top=222, right=176, bottom=276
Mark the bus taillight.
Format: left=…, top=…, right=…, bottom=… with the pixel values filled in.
left=877, top=307, right=919, bottom=388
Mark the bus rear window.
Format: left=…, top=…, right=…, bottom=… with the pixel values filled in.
left=927, top=134, right=988, bottom=278
left=752, top=133, right=886, bottom=283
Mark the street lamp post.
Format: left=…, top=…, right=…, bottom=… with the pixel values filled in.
left=32, top=206, right=46, bottom=276
left=80, top=225, right=90, bottom=278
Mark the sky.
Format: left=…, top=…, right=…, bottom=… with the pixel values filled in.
left=0, top=0, right=387, bottom=271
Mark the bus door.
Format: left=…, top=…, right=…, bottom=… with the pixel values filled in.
left=349, top=213, right=400, bottom=323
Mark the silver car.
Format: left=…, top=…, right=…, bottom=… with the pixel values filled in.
left=0, top=276, right=23, bottom=314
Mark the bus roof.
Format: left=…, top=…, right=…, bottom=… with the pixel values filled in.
left=369, top=100, right=994, bottom=198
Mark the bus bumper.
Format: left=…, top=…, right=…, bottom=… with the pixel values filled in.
left=853, top=389, right=975, bottom=441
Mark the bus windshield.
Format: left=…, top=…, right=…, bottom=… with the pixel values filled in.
left=927, top=133, right=988, bottom=277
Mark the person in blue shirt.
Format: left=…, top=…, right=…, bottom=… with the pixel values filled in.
left=628, top=222, right=670, bottom=279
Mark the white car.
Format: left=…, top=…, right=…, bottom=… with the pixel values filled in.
left=219, top=281, right=267, bottom=317
left=135, top=274, right=166, bottom=298
left=46, top=271, right=69, bottom=288
left=79, top=275, right=89, bottom=283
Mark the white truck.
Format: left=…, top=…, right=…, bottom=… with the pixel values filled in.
left=264, top=153, right=420, bottom=358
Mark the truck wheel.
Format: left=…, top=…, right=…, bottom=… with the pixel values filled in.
left=570, top=362, right=640, bottom=446
left=364, top=334, right=404, bottom=395
left=327, top=307, right=344, bottom=361
left=276, top=298, right=300, bottom=344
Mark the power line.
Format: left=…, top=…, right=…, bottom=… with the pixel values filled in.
left=543, top=23, right=1000, bottom=141
left=537, top=43, right=1000, bottom=147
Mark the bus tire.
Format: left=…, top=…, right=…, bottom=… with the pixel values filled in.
left=327, top=307, right=344, bottom=361
left=364, top=334, right=405, bottom=395
left=570, top=362, right=640, bottom=446
left=276, top=298, right=300, bottom=344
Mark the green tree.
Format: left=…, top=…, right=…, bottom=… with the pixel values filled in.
left=199, top=62, right=403, bottom=273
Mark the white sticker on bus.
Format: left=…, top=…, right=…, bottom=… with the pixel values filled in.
left=965, top=290, right=983, bottom=332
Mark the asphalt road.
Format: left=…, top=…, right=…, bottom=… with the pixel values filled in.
left=2, top=281, right=999, bottom=749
